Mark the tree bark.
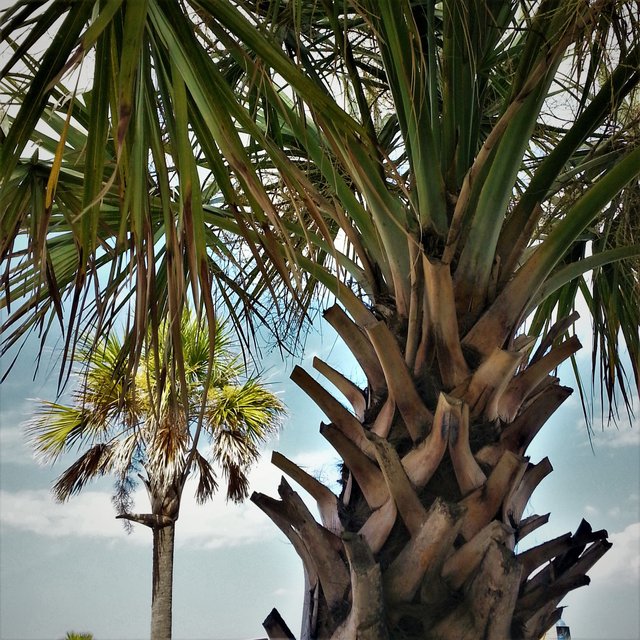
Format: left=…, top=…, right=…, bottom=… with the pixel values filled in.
left=151, top=523, right=175, bottom=640
left=263, top=608, right=296, bottom=639
left=258, top=300, right=612, bottom=640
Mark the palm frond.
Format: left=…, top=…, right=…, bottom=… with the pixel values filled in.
left=192, top=450, right=219, bottom=505
left=52, top=443, right=114, bottom=502
left=222, top=461, right=250, bottom=504
left=3, top=0, right=639, bottom=474
left=205, top=380, right=285, bottom=446
left=26, top=402, right=100, bottom=463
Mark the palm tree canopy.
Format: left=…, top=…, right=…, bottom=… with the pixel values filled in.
left=1, top=0, right=638, bottom=415
left=26, top=312, right=285, bottom=508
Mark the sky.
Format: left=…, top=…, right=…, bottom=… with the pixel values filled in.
left=0, top=312, right=639, bottom=640
left=0, top=3, right=638, bottom=638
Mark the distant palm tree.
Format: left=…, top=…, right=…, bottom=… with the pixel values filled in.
left=28, top=313, right=285, bottom=640
left=64, top=633, right=93, bottom=640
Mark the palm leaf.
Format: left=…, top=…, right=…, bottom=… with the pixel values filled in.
left=52, top=443, right=114, bottom=501
left=2, top=0, right=638, bottom=431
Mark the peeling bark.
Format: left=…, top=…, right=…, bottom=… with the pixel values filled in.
left=442, top=521, right=514, bottom=590
left=445, top=394, right=486, bottom=494
left=423, top=257, right=470, bottom=388
left=499, top=385, right=571, bottom=459
left=517, top=513, right=550, bottom=541
left=333, top=533, right=390, bottom=639
left=257, top=303, right=610, bottom=640
left=323, top=305, right=386, bottom=399
left=529, top=311, right=580, bottom=365
left=321, top=423, right=388, bottom=509
left=459, top=347, right=524, bottom=420
left=459, top=451, right=528, bottom=541
left=271, top=451, right=342, bottom=535
left=517, top=532, right=572, bottom=582
left=292, top=366, right=375, bottom=457
left=371, top=396, right=396, bottom=438
left=313, top=356, right=366, bottom=420
left=365, top=320, right=432, bottom=441
left=402, top=395, right=450, bottom=487
left=358, top=497, right=397, bottom=553
left=383, top=499, right=461, bottom=605
left=499, top=336, right=581, bottom=421
left=434, top=538, right=522, bottom=640
left=503, top=458, right=553, bottom=527
left=367, top=431, right=426, bottom=535
left=263, top=608, right=296, bottom=640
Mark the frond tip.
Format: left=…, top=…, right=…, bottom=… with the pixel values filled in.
left=26, top=402, right=91, bottom=463
left=192, top=450, right=219, bottom=504
left=52, top=444, right=113, bottom=502
left=223, top=462, right=251, bottom=504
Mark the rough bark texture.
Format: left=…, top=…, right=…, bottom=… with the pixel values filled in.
left=254, top=291, right=611, bottom=639
left=151, top=523, right=175, bottom=640
left=118, top=480, right=181, bottom=640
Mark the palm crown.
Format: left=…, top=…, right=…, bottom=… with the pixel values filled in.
left=27, top=313, right=284, bottom=510
left=0, top=0, right=638, bottom=406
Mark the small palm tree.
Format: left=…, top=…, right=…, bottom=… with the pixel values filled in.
left=64, top=633, right=93, bottom=640
left=28, top=313, right=285, bottom=640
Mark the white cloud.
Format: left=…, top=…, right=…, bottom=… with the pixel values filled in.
left=575, top=404, right=640, bottom=450
left=591, top=425, right=640, bottom=449
left=0, top=488, right=135, bottom=541
left=0, top=484, right=279, bottom=549
left=0, top=392, right=43, bottom=465
left=0, top=447, right=340, bottom=549
left=0, top=423, right=33, bottom=465
left=587, top=522, right=640, bottom=586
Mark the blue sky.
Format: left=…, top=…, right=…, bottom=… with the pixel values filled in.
left=0, top=3, right=637, bottom=635
left=0, top=313, right=639, bottom=640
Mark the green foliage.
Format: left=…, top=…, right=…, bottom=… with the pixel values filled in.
left=1, top=0, right=638, bottom=420
left=26, top=312, right=285, bottom=510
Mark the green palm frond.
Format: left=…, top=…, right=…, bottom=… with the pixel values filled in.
left=207, top=380, right=284, bottom=503
left=205, top=380, right=284, bottom=445
left=2, top=0, right=639, bottom=434
left=26, top=402, right=103, bottom=463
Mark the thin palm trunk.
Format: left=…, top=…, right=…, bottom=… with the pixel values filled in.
left=151, top=523, right=175, bottom=640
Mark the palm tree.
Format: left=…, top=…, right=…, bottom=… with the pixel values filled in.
left=27, top=313, right=284, bottom=640
left=2, top=1, right=639, bottom=639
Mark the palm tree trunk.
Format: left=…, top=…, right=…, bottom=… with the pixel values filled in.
left=151, top=523, right=175, bottom=640
left=254, top=304, right=612, bottom=640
